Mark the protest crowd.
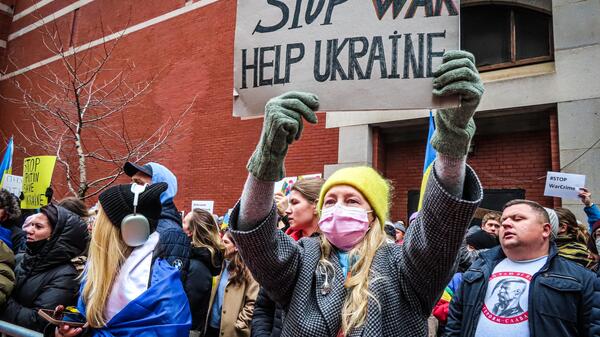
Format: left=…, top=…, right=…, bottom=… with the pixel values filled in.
left=0, top=50, right=599, bottom=337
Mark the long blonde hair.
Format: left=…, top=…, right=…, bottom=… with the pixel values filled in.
left=318, top=219, right=386, bottom=335
left=187, top=209, right=225, bottom=268
left=82, top=207, right=132, bottom=327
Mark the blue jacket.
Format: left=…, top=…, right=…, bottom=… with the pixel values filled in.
left=78, top=259, right=191, bottom=337
left=444, top=244, right=600, bottom=337
left=585, top=204, right=600, bottom=231
left=147, top=163, right=190, bottom=279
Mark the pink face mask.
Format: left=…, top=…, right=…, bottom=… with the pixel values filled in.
left=318, top=203, right=371, bottom=251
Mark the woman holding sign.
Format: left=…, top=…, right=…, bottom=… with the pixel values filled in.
left=228, top=50, right=484, bottom=336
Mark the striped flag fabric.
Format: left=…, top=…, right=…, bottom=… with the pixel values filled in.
left=0, top=137, right=13, bottom=187
left=417, top=111, right=437, bottom=210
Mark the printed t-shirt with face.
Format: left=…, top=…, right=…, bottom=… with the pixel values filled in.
left=474, top=255, right=548, bottom=337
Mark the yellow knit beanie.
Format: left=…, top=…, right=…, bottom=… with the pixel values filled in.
left=317, top=166, right=390, bottom=226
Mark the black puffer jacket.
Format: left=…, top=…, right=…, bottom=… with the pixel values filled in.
left=0, top=206, right=89, bottom=332
left=186, top=246, right=222, bottom=333
left=153, top=201, right=190, bottom=280
left=251, top=287, right=283, bottom=337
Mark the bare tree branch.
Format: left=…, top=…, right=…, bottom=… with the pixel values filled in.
left=2, top=16, right=190, bottom=198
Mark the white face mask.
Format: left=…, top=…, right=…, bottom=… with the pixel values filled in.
left=595, top=238, right=600, bottom=253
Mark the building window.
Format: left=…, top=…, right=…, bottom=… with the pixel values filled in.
left=461, top=5, right=553, bottom=71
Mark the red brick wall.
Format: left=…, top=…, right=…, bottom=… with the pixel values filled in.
left=385, top=129, right=553, bottom=223
left=0, top=0, right=339, bottom=215
left=549, top=110, right=562, bottom=208
left=0, top=0, right=14, bottom=60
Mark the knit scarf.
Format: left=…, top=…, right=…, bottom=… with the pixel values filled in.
left=555, top=234, right=593, bottom=269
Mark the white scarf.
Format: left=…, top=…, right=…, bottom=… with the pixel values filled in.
left=104, top=232, right=160, bottom=322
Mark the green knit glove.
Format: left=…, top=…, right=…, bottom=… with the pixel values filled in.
left=431, top=50, right=484, bottom=158
left=247, top=91, right=319, bottom=181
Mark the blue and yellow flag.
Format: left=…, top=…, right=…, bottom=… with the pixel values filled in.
left=417, top=112, right=437, bottom=210
left=0, top=137, right=13, bottom=186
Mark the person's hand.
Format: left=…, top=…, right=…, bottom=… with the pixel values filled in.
left=247, top=92, right=319, bottom=181
left=579, top=187, right=593, bottom=207
left=55, top=324, right=83, bottom=337
left=52, top=305, right=84, bottom=337
left=431, top=50, right=484, bottom=158
left=45, top=186, right=54, bottom=201
left=274, top=191, right=289, bottom=216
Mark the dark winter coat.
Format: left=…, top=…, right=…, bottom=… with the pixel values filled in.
left=186, top=246, right=222, bottom=333
left=230, top=165, right=483, bottom=337
left=147, top=162, right=190, bottom=279
left=444, top=244, right=600, bottom=337
left=251, top=287, right=283, bottom=337
left=0, top=240, right=15, bottom=307
left=153, top=200, right=190, bottom=280
left=0, top=206, right=89, bottom=332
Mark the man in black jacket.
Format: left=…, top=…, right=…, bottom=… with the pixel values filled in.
left=444, top=199, right=600, bottom=337
left=123, top=161, right=190, bottom=279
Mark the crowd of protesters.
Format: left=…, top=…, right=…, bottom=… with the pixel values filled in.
left=0, top=50, right=598, bottom=337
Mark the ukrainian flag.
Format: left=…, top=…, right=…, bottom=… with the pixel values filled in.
left=0, top=137, right=13, bottom=187
left=417, top=112, right=436, bottom=210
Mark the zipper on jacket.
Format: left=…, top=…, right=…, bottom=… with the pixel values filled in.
left=465, top=267, right=487, bottom=337
left=542, top=273, right=578, bottom=282
left=527, top=254, right=554, bottom=337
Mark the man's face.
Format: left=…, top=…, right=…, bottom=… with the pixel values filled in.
left=0, top=208, right=6, bottom=222
left=482, top=220, right=501, bottom=237
left=498, top=282, right=525, bottom=303
left=500, top=204, right=549, bottom=250
left=131, top=171, right=152, bottom=185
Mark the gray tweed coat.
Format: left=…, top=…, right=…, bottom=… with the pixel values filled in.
left=230, top=166, right=482, bottom=337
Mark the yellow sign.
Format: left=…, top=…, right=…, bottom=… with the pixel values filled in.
left=21, top=156, right=57, bottom=209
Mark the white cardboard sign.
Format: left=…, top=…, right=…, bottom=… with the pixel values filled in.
left=191, top=200, right=215, bottom=214
left=1, top=174, right=23, bottom=197
left=233, top=0, right=460, bottom=117
left=543, top=172, right=586, bottom=200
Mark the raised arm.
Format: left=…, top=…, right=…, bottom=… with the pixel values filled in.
left=579, top=188, right=600, bottom=230
left=397, top=51, right=484, bottom=314
left=230, top=92, right=319, bottom=305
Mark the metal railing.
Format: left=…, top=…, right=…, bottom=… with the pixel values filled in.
left=0, top=321, right=43, bottom=337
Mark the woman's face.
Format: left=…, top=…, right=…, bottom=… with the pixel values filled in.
left=23, top=213, right=53, bottom=242
left=182, top=213, right=193, bottom=238
left=223, top=233, right=237, bottom=258
left=321, top=185, right=374, bottom=222
left=285, top=190, right=317, bottom=230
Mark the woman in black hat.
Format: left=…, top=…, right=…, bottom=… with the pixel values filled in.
left=54, top=183, right=191, bottom=337
left=0, top=203, right=89, bottom=332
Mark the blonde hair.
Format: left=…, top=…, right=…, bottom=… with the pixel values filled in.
left=318, top=219, right=386, bottom=335
left=82, top=207, right=131, bottom=328
left=187, top=209, right=225, bottom=268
